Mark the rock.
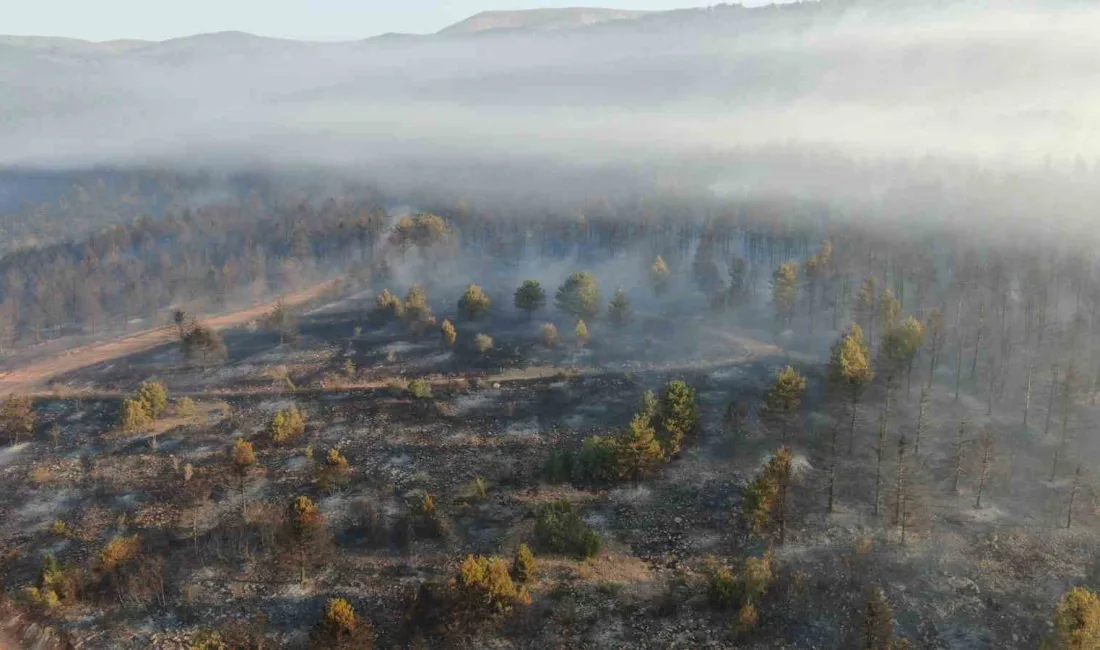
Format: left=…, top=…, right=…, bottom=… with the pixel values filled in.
left=674, top=516, right=683, bottom=524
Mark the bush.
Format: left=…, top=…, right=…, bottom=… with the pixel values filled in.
left=319, top=597, right=375, bottom=647
left=28, top=554, right=80, bottom=608
left=50, top=520, right=72, bottom=538
left=1055, top=586, right=1100, bottom=650
left=543, top=449, right=575, bottom=484
left=574, top=319, right=590, bottom=347
left=468, top=475, right=488, bottom=502
left=540, top=322, right=559, bottom=347
left=371, top=289, right=404, bottom=323
left=458, top=555, right=532, bottom=612
left=99, top=535, right=141, bottom=572
left=189, top=630, right=228, bottom=650
left=407, top=379, right=433, bottom=399
left=231, top=438, right=256, bottom=471
left=458, top=284, right=491, bottom=320
left=471, top=333, right=493, bottom=354
left=319, top=449, right=351, bottom=492
left=534, top=500, right=603, bottom=559
left=736, top=601, right=759, bottom=635
left=440, top=319, right=456, bottom=347
left=136, top=380, right=169, bottom=419
left=707, top=563, right=739, bottom=608
left=577, top=435, right=620, bottom=486
left=512, top=543, right=536, bottom=583
left=118, top=398, right=152, bottom=432
left=409, top=493, right=443, bottom=538
left=269, top=405, right=306, bottom=443
left=174, top=397, right=197, bottom=418
left=705, top=554, right=773, bottom=616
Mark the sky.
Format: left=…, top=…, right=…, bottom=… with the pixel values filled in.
left=2, top=0, right=783, bottom=42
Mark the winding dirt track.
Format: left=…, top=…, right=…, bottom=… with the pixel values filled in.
left=0, top=279, right=342, bottom=396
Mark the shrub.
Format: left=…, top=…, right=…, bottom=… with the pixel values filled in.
left=707, top=563, right=739, bottom=608
left=386, top=377, right=409, bottom=396
left=416, top=493, right=437, bottom=518
left=322, top=597, right=359, bottom=638
left=50, top=520, right=72, bottom=538
left=319, top=449, right=351, bottom=492
left=269, top=405, right=306, bottom=443
left=736, top=602, right=759, bottom=635
left=577, top=435, right=620, bottom=486
left=231, top=439, right=255, bottom=471
left=28, top=554, right=80, bottom=608
left=118, top=398, right=152, bottom=432
left=189, top=630, right=228, bottom=650
left=540, top=322, right=560, bottom=347
left=407, top=379, right=433, bottom=399
left=512, top=543, right=536, bottom=583
left=174, top=397, right=197, bottom=418
left=543, top=448, right=575, bottom=484
left=534, top=500, right=603, bottom=559
left=468, top=475, right=488, bottom=502
left=458, top=555, right=532, bottom=612
left=440, top=319, right=457, bottom=347
left=574, top=319, right=590, bottom=347
left=474, top=333, right=494, bottom=354
left=99, top=535, right=141, bottom=572
left=371, top=289, right=404, bottom=323
left=0, top=394, right=35, bottom=444
left=136, top=380, right=169, bottom=419
left=1055, top=586, right=1100, bottom=650
left=403, top=284, right=437, bottom=335
left=458, top=284, right=491, bottom=320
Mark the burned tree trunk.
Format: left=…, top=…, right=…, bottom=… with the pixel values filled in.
left=952, top=419, right=970, bottom=496
left=827, top=424, right=839, bottom=513
left=873, top=387, right=892, bottom=517
left=975, top=428, right=995, bottom=509
left=1023, top=360, right=1034, bottom=427
left=1067, top=466, right=1082, bottom=529
left=914, top=386, right=929, bottom=459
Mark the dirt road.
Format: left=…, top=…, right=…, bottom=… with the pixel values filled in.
left=0, top=278, right=343, bottom=395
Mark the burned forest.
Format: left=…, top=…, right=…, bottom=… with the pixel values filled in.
left=0, top=170, right=1097, bottom=648
left=3, top=0, right=1100, bottom=647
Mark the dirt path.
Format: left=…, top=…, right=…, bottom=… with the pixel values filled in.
left=0, top=278, right=343, bottom=395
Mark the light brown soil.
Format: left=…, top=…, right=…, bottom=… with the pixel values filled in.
left=0, top=279, right=343, bottom=395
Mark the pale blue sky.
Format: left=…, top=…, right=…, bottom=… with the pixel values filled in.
left=3, top=0, right=786, bottom=42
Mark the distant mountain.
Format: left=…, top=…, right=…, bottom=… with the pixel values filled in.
left=438, top=7, right=651, bottom=35
left=0, top=0, right=1094, bottom=172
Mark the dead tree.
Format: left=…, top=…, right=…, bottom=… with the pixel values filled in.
left=1067, top=465, right=1083, bottom=529
left=1045, top=363, right=1059, bottom=435
left=873, top=386, right=893, bottom=517
left=952, top=419, right=971, bottom=496
left=1023, top=359, right=1034, bottom=427
left=971, top=301, right=985, bottom=379
left=975, top=428, right=996, bottom=509
left=1052, top=363, right=1078, bottom=481
left=914, top=386, right=929, bottom=459
left=891, top=435, right=910, bottom=543
left=827, top=423, right=840, bottom=513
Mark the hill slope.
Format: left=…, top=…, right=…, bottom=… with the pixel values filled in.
left=439, top=7, right=650, bottom=35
